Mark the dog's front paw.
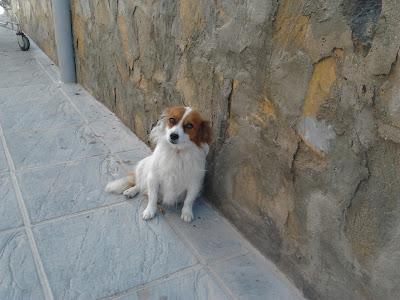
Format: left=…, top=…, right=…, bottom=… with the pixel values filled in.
left=181, top=210, right=194, bottom=223
left=123, top=187, right=138, bottom=198
left=142, top=208, right=156, bottom=220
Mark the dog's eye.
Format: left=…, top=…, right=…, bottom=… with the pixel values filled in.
left=169, top=118, right=176, bottom=125
left=184, top=123, right=193, bottom=129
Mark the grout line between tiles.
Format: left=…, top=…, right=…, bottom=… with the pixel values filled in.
left=0, top=122, right=54, bottom=300
left=201, top=201, right=305, bottom=297
left=3, top=122, right=86, bottom=135
left=14, top=152, right=113, bottom=174
left=14, top=149, right=141, bottom=174
left=162, top=215, right=239, bottom=300
left=102, top=264, right=203, bottom=300
left=32, top=198, right=130, bottom=227
left=0, top=82, right=58, bottom=92
left=5, top=121, right=88, bottom=134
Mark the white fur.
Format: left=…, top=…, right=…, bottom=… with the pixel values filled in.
left=105, top=107, right=208, bottom=222
left=105, top=175, right=134, bottom=194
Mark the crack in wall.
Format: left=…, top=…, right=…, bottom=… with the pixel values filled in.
left=226, top=79, right=234, bottom=121
left=116, top=0, right=119, bottom=22
left=113, top=87, right=117, bottom=110
left=343, top=151, right=371, bottom=219
left=217, top=78, right=234, bottom=147
left=290, top=139, right=302, bottom=183
left=375, top=46, right=400, bottom=77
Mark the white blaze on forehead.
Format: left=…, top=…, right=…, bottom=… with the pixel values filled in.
left=179, top=107, right=192, bottom=125
left=167, top=107, right=192, bottom=144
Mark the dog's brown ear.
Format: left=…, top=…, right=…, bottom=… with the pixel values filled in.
left=198, top=120, right=212, bottom=145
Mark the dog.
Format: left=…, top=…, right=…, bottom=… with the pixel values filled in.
left=105, top=106, right=212, bottom=222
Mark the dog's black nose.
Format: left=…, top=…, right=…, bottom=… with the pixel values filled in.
left=170, top=133, right=179, bottom=141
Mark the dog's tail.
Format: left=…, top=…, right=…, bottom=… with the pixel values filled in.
left=105, top=172, right=135, bottom=194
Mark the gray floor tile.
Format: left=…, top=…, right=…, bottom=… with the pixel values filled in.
left=0, top=229, right=44, bottom=300
left=34, top=51, right=60, bottom=82
left=0, top=145, right=8, bottom=173
left=5, top=124, right=109, bottom=169
left=90, top=117, right=148, bottom=154
left=0, top=174, right=22, bottom=231
left=165, top=200, right=249, bottom=263
left=0, top=83, right=60, bottom=104
left=0, top=66, right=51, bottom=88
left=117, top=267, right=229, bottom=300
left=33, top=201, right=197, bottom=299
left=63, top=84, right=115, bottom=123
left=18, top=154, right=128, bottom=223
left=211, top=253, right=303, bottom=300
left=0, top=32, right=23, bottom=53
left=0, top=54, right=37, bottom=71
left=116, top=149, right=152, bottom=171
left=0, top=90, right=83, bottom=131
left=52, top=86, right=148, bottom=154
left=0, top=42, right=27, bottom=53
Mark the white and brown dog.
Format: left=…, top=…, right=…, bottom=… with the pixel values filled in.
left=105, top=106, right=212, bottom=222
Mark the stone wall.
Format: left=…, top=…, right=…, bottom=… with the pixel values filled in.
left=14, top=0, right=400, bottom=299
left=11, top=0, right=57, bottom=64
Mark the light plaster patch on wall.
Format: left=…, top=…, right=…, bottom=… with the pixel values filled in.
left=298, top=116, right=335, bottom=154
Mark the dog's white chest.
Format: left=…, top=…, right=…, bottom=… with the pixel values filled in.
left=156, top=149, right=205, bottom=204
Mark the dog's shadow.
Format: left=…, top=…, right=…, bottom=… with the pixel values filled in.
left=123, top=194, right=209, bottom=226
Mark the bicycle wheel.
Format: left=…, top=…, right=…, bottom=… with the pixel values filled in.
left=17, top=34, right=30, bottom=51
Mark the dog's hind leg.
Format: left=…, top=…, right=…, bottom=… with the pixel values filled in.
left=123, top=185, right=140, bottom=198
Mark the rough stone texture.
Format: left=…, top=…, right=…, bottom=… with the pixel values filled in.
left=10, top=0, right=57, bottom=64
left=12, top=0, right=400, bottom=299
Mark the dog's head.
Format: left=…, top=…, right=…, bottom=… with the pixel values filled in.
left=150, top=106, right=212, bottom=151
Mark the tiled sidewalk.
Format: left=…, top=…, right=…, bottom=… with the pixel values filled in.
left=0, top=24, right=304, bottom=300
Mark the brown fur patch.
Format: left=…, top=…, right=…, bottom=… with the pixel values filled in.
left=165, top=106, right=186, bottom=128
left=183, top=110, right=212, bottom=146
